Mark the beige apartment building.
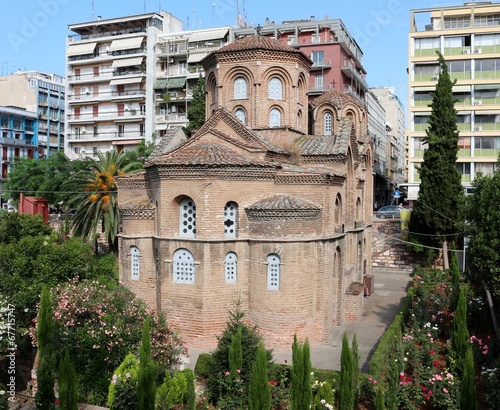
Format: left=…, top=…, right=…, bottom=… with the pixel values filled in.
left=408, top=1, right=500, bottom=200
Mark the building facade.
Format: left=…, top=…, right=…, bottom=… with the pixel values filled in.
left=234, top=17, right=368, bottom=104
left=117, top=35, right=373, bottom=350
left=0, top=106, right=37, bottom=190
left=0, top=71, right=65, bottom=157
left=64, top=12, right=183, bottom=159
left=408, top=1, right=500, bottom=200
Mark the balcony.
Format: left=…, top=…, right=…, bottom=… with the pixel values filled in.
left=340, top=62, right=369, bottom=90
left=310, top=59, right=332, bottom=71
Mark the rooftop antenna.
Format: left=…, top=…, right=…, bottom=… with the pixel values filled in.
left=212, top=3, right=215, bottom=25
left=144, top=0, right=146, bottom=13
left=91, top=0, right=94, bottom=20
left=159, top=0, right=161, bottom=12
left=236, top=0, right=239, bottom=26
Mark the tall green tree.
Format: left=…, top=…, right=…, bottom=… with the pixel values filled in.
left=185, top=369, right=196, bottom=410
left=65, top=150, right=140, bottom=251
left=291, top=335, right=312, bottom=410
left=460, top=347, right=477, bottom=410
left=35, top=287, right=56, bottom=410
left=338, top=332, right=354, bottom=410
left=451, top=288, right=470, bottom=376
left=408, top=51, right=465, bottom=263
left=229, top=326, right=243, bottom=377
left=248, top=344, right=271, bottom=410
left=352, top=334, right=360, bottom=406
left=183, top=76, right=205, bottom=138
left=137, top=316, right=157, bottom=410
left=58, top=349, right=78, bottom=410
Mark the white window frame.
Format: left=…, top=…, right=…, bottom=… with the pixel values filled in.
left=324, top=112, right=332, bottom=136
left=234, top=108, right=246, bottom=124
left=234, top=76, right=247, bottom=99
left=225, top=252, right=237, bottom=284
left=267, top=253, right=281, bottom=290
left=268, top=77, right=283, bottom=100
left=131, top=246, right=140, bottom=280
left=180, top=198, right=196, bottom=238
left=173, top=248, right=195, bottom=284
left=269, top=108, right=281, bottom=127
left=224, top=201, right=238, bottom=238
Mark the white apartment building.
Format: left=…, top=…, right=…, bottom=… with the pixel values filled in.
left=65, top=12, right=182, bottom=159
left=409, top=1, right=500, bottom=200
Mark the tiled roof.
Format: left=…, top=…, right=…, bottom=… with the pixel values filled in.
left=154, top=142, right=264, bottom=166
left=216, top=35, right=303, bottom=55
left=246, top=194, right=320, bottom=210
left=296, top=135, right=339, bottom=156
left=312, top=89, right=366, bottom=110
left=147, top=127, right=186, bottom=162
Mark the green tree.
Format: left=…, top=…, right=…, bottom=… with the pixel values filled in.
left=185, top=369, right=196, bottom=410
left=0, top=212, right=53, bottom=244
left=338, top=332, right=354, bottom=410
left=460, top=347, right=477, bottom=410
left=138, top=316, right=157, bottom=410
left=408, top=51, right=465, bottom=263
left=123, top=137, right=157, bottom=166
left=65, top=150, right=140, bottom=251
left=58, top=349, right=78, bottom=410
left=451, top=288, right=470, bottom=376
left=248, top=344, right=271, bottom=410
left=183, top=76, right=205, bottom=138
left=229, top=326, right=243, bottom=377
left=352, top=334, right=360, bottom=406
left=34, top=287, right=55, bottom=410
left=466, top=169, right=500, bottom=299
left=291, top=335, right=312, bottom=410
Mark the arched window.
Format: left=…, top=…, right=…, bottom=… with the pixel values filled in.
left=334, top=193, right=342, bottom=227
left=224, top=201, right=238, bottom=238
left=268, top=77, right=283, bottom=100
left=324, top=112, right=333, bottom=136
left=356, top=197, right=362, bottom=221
left=267, top=253, right=281, bottom=290
left=269, top=108, right=281, bottom=127
left=173, top=248, right=195, bottom=284
left=234, top=76, right=247, bottom=99
left=225, top=252, right=237, bottom=284
left=180, top=198, right=196, bottom=237
left=234, top=108, right=246, bottom=124
left=131, top=246, right=140, bottom=280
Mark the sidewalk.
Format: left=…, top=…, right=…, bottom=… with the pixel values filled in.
left=186, top=267, right=413, bottom=373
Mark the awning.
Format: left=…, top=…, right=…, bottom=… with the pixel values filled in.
left=155, top=123, right=168, bottom=130
left=453, top=85, right=471, bottom=92
left=457, top=110, right=472, bottom=115
left=112, top=139, right=142, bottom=145
left=67, top=42, right=97, bottom=56
left=112, top=56, right=144, bottom=67
left=414, top=86, right=435, bottom=92
left=167, top=77, right=186, bottom=88
left=475, top=110, right=499, bottom=115
left=475, top=84, right=500, bottom=90
left=109, top=36, right=143, bottom=51
left=109, top=77, right=143, bottom=85
left=188, top=28, right=228, bottom=43
left=154, top=79, right=169, bottom=88
left=188, top=52, right=209, bottom=63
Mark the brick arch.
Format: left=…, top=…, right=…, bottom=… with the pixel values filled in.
left=262, top=66, right=294, bottom=101
left=223, top=66, right=256, bottom=89
left=206, top=72, right=218, bottom=113
left=340, top=103, right=365, bottom=135
left=268, top=105, right=284, bottom=127
left=312, top=103, right=341, bottom=136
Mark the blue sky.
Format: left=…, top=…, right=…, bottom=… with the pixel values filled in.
left=0, top=0, right=481, bottom=114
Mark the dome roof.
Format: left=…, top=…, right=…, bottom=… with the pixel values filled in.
left=216, top=34, right=304, bottom=56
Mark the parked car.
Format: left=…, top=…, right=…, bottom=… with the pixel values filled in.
left=376, top=205, right=403, bottom=219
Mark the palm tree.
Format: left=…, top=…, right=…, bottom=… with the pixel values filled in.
left=66, top=150, right=141, bottom=252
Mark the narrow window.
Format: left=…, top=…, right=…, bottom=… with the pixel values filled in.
left=324, top=112, right=333, bottom=136
left=234, top=76, right=247, bottom=99
left=269, top=108, right=281, bottom=127
left=234, top=108, right=246, bottom=124
left=267, top=253, right=281, bottom=290
left=173, top=248, right=195, bottom=284
left=180, top=198, right=196, bottom=237
left=225, top=252, right=237, bottom=284
left=224, top=201, right=238, bottom=238
left=131, top=246, right=140, bottom=280
left=268, top=77, right=283, bottom=100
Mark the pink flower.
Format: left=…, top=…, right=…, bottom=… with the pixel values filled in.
left=443, top=388, right=449, bottom=394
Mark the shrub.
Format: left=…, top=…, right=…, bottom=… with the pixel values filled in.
left=155, top=371, right=187, bottom=410
left=0, top=384, right=8, bottom=410
left=107, top=353, right=139, bottom=409
left=58, top=349, right=78, bottom=410
left=31, top=280, right=185, bottom=405
left=248, top=344, right=271, bottom=410
left=194, top=353, right=214, bottom=380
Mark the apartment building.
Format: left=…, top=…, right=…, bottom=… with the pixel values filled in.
left=0, top=71, right=65, bottom=157
left=65, top=12, right=182, bottom=159
left=233, top=17, right=369, bottom=104
left=409, top=1, right=500, bottom=200
left=0, top=106, right=37, bottom=186
left=154, top=27, right=231, bottom=135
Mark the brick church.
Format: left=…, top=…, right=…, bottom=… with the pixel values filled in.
left=116, top=35, right=373, bottom=349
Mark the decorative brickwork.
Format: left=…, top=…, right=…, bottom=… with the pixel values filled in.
left=120, top=206, right=155, bottom=220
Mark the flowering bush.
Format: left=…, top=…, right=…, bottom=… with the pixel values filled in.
left=30, top=279, right=185, bottom=405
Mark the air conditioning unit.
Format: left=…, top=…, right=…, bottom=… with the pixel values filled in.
left=168, top=57, right=174, bottom=63
left=474, top=100, right=482, bottom=105
left=462, top=49, right=471, bottom=54
left=431, top=76, right=439, bottom=81
left=475, top=126, right=482, bottom=131
left=474, top=48, right=482, bottom=54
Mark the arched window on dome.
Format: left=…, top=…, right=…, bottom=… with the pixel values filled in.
left=267, top=253, right=281, bottom=290
left=269, top=108, right=281, bottom=127
left=131, top=246, right=140, bottom=280
left=173, top=248, right=195, bottom=284
left=179, top=198, right=196, bottom=238
left=324, top=111, right=333, bottom=136
left=235, top=108, right=246, bottom=124
left=224, top=201, right=238, bottom=238
left=225, top=252, right=237, bottom=284
left=234, top=76, right=247, bottom=99
left=268, top=77, right=283, bottom=100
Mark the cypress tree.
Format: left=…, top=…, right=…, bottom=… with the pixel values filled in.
left=451, top=288, right=470, bottom=376
left=375, top=385, right=385, bottom=410
left=229, top=326, right=243, bottom=377
left=460, top=347, right=477, bottom=410
left=291, top=335, right=312, bottom=410
left=408, top=51, right=465, bottom=261
left=338, top=332, right=354, bottom=410
left=352, top=334, right=360, bottom=405
left=185, top=369, right=196, bottom=410
left=248, top=344, right=271, bottom=410
left=58, top=349, right=78, bottom=410
left=183, top=75, right=206, bottom=138
left=35, top=286, right=55, bottom=410
left=302, top=339, right=312, bottom=409
left=137, top=316, right=157, bottom=410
